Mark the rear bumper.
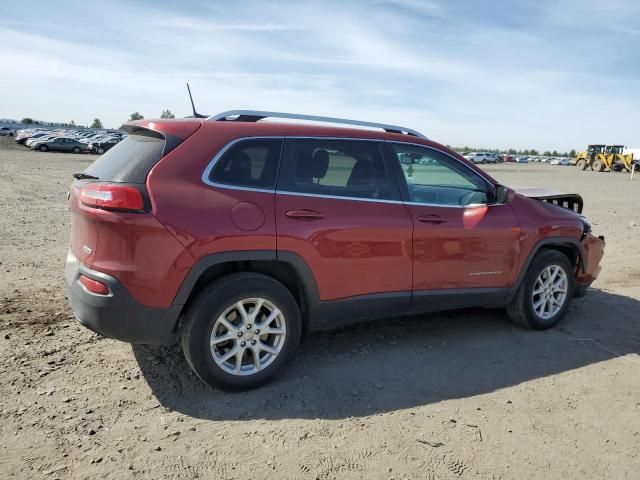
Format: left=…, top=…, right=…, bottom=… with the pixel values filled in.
left=65, top=250, right=181, bottom=344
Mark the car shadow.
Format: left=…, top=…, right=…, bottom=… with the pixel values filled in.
left=133, top=288, right=639, bottom=420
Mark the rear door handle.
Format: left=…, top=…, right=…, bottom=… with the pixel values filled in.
left=417, top=214, right=447, bottom=224
left=285, top=209, right=324, bottom=220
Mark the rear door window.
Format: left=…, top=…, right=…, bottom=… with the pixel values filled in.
left=278, top=139, right=399, bottom=201
left=207, top=138, right=283, bottom=190
left=84, top=131, right=165, bottom=183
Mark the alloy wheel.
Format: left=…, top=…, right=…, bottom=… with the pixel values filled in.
left=531, top=265, right=568, bottom=319
left=210, top=298, right=286, bottom=376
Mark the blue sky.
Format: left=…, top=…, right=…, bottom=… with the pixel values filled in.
left=1, top=0, right=639, bottom=150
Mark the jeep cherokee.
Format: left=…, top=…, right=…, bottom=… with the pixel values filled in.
left=65, top=110, right=605, bottom=390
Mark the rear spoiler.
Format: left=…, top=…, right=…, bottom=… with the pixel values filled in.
left=533, top=193, right=583, bottom=214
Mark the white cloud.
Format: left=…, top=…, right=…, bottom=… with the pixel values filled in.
left=0, top=0, right=639, bottom=150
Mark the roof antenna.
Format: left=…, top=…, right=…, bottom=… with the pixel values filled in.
left=186, top=83, right=207, bottom=118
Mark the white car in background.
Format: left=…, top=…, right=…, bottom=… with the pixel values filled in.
left=515, top=156, right=529, bottom=163
left=0, top=127, right=15, bottom=136
left=463, top=152, right=495, bottom=164
left=550, top=158, right=570, bottom=166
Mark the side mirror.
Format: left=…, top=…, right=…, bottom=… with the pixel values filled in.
left=493, top=184, right=510, bottom=204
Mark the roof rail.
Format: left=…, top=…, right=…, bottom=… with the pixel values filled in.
left=206, top=110, right=426, bottom=138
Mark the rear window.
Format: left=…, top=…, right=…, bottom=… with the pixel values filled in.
left=84, top=131, right=165, bottom=183
left=208, top=138, right=282, bottom=189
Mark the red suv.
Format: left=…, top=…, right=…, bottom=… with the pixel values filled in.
left=66, top=110, right=605, bottom=389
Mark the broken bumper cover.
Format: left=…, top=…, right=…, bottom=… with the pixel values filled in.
left=65, top=250, right=180, bottom=344
left=576, top=233, right=605, bottom=290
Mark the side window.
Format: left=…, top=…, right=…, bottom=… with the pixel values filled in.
left=279, top=139, right=399, bottom=200
left=391, top=144, right=490, bottom=206
left=209, top=138, right=282, bottom=189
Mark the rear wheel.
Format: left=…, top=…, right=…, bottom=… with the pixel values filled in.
left=576, top=159, right=587, bottom=170
left=506, top=250, right=574, bottom=330
left=39, top=145, right=48, bottom=152
left=72, top=146, right=80, bottom=154
left=97, top=147, right=105, bottom=154
left=181, top=272, right=302, bottom=390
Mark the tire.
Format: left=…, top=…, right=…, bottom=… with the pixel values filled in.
left=506, top=250, right=574, bottom=330
left=97, top=147, right=105, bottom=154
left=72, top=146, right=80, bottom=154
left=592, top=159, right=605, bottom=172
left=180, top=272, right=302, bottom=390
left=576, top=159, right=587, bottom=170
left=39, top=145, right=48, bottom=152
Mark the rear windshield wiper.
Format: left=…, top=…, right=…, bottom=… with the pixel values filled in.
left=73, top=173, right=99, bottom=180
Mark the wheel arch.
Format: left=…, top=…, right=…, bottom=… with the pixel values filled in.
left=508, top=237, right=585, bottom=302
left=173, top=250, right=320, bottom=328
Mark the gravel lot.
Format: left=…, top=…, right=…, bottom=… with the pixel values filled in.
left=1, top=136, right=638, bottom=479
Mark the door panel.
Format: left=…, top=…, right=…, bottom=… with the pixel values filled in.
left=408, top=203, right=520, bottom=290
left=276, top=138, right=413, bottom=302
left=386, top=142, right=521, bottom=293
left=276, top=194, right=413, bottom=300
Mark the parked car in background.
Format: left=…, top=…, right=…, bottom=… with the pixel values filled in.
left=550, top=158, right=570, bottom=166
left=65, top=110, right=605, bottom=389
left=502, top=155, right=515, bottom=162
left=21, top=132, right=50, bottom=146
left=89, top=138, right=121, bottom=154
left=32, top=137, right=91, bottom=153
left=26, top=134, right=57, bottom=148
left=0, top=127, right=15, bottom=136
left=464, top=152, right=494, bottom=164
left=13, top=127, right=127, bottom=152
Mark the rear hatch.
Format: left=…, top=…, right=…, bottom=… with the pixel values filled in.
left=68, top=121, right=201, bottom=267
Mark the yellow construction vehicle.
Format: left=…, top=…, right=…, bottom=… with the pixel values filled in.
left=604, top=145, right=636, bottom=172
left=575, top=144, right=606, bottom=171
left=575, top=144, right=637, bottom=172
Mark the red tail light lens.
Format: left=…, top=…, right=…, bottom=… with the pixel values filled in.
left=80, top=183, right=145, bottom=212
left=78, top=274, right=110, bottom=295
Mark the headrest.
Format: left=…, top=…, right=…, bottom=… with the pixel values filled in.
left=297, top=148, right=330, bottom=180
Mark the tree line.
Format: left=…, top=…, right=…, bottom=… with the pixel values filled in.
left=19, top=109, right=176, bottom=129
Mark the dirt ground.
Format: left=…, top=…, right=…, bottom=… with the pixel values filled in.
left=1, top=136, right=638, bottom=479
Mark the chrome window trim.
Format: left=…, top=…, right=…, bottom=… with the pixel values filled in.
left=200, top=136, right=498, bottom=209
left=276, top=190, right=405, bottom=205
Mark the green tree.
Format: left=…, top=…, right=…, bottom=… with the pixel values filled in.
left=160, top=109, right=175, bottom=119
left=129, top=112, right=144, bottom=121
left=91, top=118, right=103, bottom=129
left=21, top=117, right=34, bottom=124
left=70, top=120, right=76, bottom=126
left=569, top=149, right=576, bottom=157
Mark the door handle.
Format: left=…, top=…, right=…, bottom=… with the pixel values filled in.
left=418, top=214, right=447, bottom=224
left=285, top=209, right=324, bottom=220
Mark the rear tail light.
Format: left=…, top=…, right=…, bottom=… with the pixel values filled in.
left=80, top=183, right=145, bottom=212
left=78, top=274, right=110, bottom=295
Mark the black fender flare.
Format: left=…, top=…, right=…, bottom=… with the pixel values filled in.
left=507, top=236, right=585, bottom=301
left=172, top=250, right=321, bottom=308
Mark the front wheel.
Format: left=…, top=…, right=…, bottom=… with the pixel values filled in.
left=593, top=159, right=605, bottom=172
left=39, top=145, right=48, bottom=152
left=181, top=272, right=302, bottom=390
left=506, top=250, right=574, bottom=329
left=72, top=146, right=80, bottom=154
